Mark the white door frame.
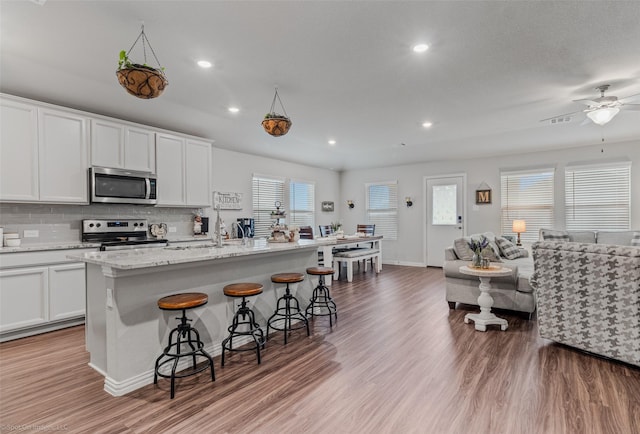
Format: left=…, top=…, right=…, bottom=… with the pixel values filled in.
left=423, top=173, right=467, bottom=267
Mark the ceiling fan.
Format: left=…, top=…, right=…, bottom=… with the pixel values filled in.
left=542, top=84, right=640, bottom=126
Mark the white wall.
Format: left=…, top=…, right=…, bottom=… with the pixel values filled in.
left=209, top=148, right=341, bottom=235
left=340, top=139, right=640, bottom=266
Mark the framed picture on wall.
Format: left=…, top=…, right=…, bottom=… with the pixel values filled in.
left=321, top=201, right=334, bottom=212
left=475, top=189, right=492, bottom=204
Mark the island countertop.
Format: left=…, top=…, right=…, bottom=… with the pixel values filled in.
left=68, top=238, right=335, bottom=270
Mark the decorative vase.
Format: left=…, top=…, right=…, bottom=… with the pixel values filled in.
left=472, top=251, right=483, bottom=268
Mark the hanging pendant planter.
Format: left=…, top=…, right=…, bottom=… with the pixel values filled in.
left=116, top=25, right=168, bottom=99
left=262, top=88, right=292, bottom=137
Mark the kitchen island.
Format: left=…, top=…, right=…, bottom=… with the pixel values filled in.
left=68, top=238, right=334, bottom=396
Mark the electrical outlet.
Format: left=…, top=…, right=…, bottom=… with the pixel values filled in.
left=23, top=230, right=39, bottom=238
left=106, top=288, right=114, bottom=308
left=168, top=226, right=177, bottom=233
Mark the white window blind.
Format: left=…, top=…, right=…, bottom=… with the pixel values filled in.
left=500, top=169, right=554, bottom=242
left=366, top=181, right=397, bottom=240
left=565, top=162, right=631, bottom=231
left=289, top=179, right=315, bottom=229
left=252, top=174, right=285, bottom=238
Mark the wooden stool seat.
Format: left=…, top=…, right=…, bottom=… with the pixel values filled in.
left=271, top=272, right=305, bottom=284
left=224, top=283, right=263, bottom=298
left=157, top=292, right=208, bottom=310
left=306, top=267, right=334, bottom=276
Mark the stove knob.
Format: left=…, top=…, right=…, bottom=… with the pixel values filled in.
left=139, top=223, right=144, bottom=227
left=96, top=223, right=101, bottom=228
left=89, top=223, right=94, bottom=228
left=133, top=223, right=138, bottom=227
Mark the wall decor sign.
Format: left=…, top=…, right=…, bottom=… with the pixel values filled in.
left=321, top=201, right=335, bottom=212
left=475, top=189, right=492, bottom=204
left=213, top=191, right=243, bottom=210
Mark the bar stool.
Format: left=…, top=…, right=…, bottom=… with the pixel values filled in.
left=154, top=292, right=214, bottom=399
left=267, top=273, right=309, bottom=344
left=305, top=267, right=338, bottom=327
left=221, top=283, right=265, bottom=366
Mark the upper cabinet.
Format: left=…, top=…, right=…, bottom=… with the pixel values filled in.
left=0, top=97, right=89, bottom=203
left=0, top=98, right=39, bottom=201
left=91, top=119, right=156, bottom=173
left=156, top=133, right=211, bottom=207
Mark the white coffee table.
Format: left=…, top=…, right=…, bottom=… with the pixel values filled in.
left=459, top=265, right=513, bottom=331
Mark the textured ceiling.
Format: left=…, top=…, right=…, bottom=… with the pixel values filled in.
left=1, top=1, right=639, bottom=171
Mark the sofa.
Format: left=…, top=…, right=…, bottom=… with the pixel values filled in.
left=444, top=232, right=536, bottom=317
left=443, top=229, right=640, bottom=318
left=530, top=241, right=640, bottom=367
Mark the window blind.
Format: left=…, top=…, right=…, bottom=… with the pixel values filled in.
left=289, top=179, right=315, bottom=229
left=500, top=169, right=554, bottom=242
left=366, top=181, right=397, bottom=240
left=565, top=162, right=631, bottom=231
left=252, top=174, right=285, bottom=238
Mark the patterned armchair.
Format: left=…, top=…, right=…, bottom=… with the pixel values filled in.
left=530, top=241, right=640, bottom=367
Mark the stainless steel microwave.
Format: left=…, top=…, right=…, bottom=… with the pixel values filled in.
left=90, top=167, right=157, bottom=205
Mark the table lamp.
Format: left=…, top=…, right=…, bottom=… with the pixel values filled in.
left=512, top=220, right=526, bottom=246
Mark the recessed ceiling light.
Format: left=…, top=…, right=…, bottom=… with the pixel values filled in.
left=228, top=107, right=240, bottom=113
left=197, top=60, right=213, bottom=68
left=413, top=44, right=429, bottom=53
left=328, top=140, right=337, bottom=145
left=422, top=121, right=433, bottom=128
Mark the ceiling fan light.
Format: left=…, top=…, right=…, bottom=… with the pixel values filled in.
left=586, top=107, right=620, bottom=125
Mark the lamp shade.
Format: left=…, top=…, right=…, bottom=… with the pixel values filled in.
left=512, top=220, right=526, bottom=233
left=586, top=107, right=620, bottom=126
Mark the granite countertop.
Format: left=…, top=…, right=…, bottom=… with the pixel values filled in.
left=0, top=242, right=101, bottom=254
left=68, top=238, right=335, bottom=270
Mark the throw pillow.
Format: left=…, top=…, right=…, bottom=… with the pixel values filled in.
left=632, top=232, right=640, bottom=247
left=453, top=237, right=474, bottom=260
left=540, top=229, right=570, bottom=241
left=480, top=232, right=503, bottom=261
left=495, top=236, right=526, bottom=260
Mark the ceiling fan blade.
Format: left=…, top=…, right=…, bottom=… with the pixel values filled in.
left=539, top=110, right=583, bottom=123
left=572, top=98, right=599, bottom=106
left=619, top=92, right=640, bottom=103
left=579, top=117, right=592, bottom=126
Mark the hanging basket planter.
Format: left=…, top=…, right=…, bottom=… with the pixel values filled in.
left=262, top=88, right=292, bottom=137
left=116, top=25, right=168, bottom=99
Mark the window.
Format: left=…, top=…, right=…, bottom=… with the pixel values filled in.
left=289, top=179, right=315, bottom=229
left=366, top=181, right=398, bottom=240
left=500, top=169, right=554, bottom=242
left=252, top=174, right=285, bottom=238
left=565, top=162, right=631, bottom=231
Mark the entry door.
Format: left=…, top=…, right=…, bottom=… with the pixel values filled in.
left=426, top=176, right=465, bottom=267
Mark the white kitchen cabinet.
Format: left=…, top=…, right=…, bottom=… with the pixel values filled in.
left=49, top=262, right=86, bottom=321
left=0, top=95, right=89, bottom=204
left=0, top=267, right=49, bottom=333
left=91, top=119, right=156, bottom=173
left=156, top=133, right=212, bottom=207
left=0, top=248, right=92, bottom=341
left=0, top=98, right=39, bottom=201
left=185, top=139, right=212, bottom=207
left=38, top=107, right=89, bottom=203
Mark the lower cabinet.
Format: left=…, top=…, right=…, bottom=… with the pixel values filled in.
left=0, top=251, right=89, bottom=341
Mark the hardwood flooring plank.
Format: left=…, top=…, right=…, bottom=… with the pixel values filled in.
left=1, top=265, right=638, bottom=434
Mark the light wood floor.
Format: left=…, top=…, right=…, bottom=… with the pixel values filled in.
left=1, top=265, right=639, bottom=434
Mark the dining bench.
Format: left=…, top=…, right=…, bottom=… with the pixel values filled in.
left=332, top=248, right=381, bottom=282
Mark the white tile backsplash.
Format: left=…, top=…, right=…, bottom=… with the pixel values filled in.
left=0, top=203, right=200, bottom=245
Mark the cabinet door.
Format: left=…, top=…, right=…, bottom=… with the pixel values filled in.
left=125, top=126, right=156, bottom=173
left=156, top=133, right=185, bottom=206
left=0, top=267, right=48, bottom=332
left=185, top=139, right=212, bottom=207
left=38, top=108, right=89, bottom=203
left=0, top=98, right=39, bottom=201
left=91, top=119, right=124, bottom=168
left=49, top=263, right=86, bottom=321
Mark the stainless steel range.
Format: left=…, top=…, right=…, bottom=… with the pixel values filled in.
left=82, top=219, right=169, bottom=251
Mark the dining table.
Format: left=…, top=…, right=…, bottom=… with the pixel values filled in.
left=318, top=235, right=383, bottom=284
